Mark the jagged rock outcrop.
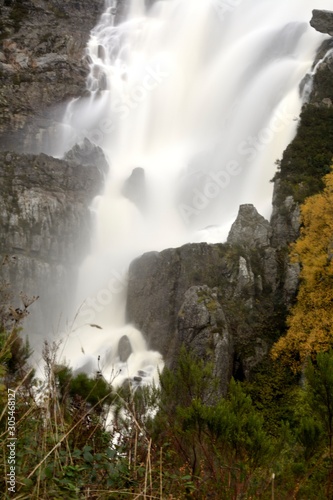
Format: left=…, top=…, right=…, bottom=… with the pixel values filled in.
left=126, top=205, right=288, bottom=388
left=0, top=151, right=102, bottom=340
left=126, top=243, right=229, bottom=363
left=0, top=0, right=102, bottom=152
left=310, top=9, right=333, bottom=36
left=309, top=44, right=333, bottom=108
left=228, top=204, right=272, bottom=248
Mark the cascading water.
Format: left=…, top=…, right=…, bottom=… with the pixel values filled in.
left=55, top=0, right=331, bottom=387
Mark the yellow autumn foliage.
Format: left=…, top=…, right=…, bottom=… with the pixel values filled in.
left=271, top=168, right=333, bottom=372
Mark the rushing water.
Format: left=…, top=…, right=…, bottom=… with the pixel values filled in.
left=55, top=0, right=330, bottom=386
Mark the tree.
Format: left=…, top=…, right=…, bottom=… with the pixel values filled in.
left=151, top=347, right=276, bottom=499
left=292, top=351, right=333, bottom=498
left=305, top=351, right=333, bottom=461
left=272, top=169, right=333, bottom=372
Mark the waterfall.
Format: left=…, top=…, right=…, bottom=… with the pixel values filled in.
left=55, top=0, right=330, bottom=386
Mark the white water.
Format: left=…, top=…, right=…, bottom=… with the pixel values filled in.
left=55, top=0, right=330, bottom=386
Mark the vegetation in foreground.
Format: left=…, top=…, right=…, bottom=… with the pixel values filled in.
left=1, top=315, right=333, bottom=499
left=1, top=165, right=333, bottom=497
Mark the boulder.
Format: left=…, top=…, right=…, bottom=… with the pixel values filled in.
left=118, top=335, right=133, bottom=362
left=310, top=9, right=333, bottom=36
left=122, top=167, right=147, bottom=212
left=126, top=243, right=230, bottom=363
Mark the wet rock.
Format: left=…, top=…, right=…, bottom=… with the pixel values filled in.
left=64, top=138, right=109, bottom=174
left=234, top=256, right=255, bottom=300
left=122, top=167, right=147, bottom=212
left=310, top=9, right=333, bottom=36
left=118, top=335, right=133, bottom=362
left=114, top=0, right=130, bottom=25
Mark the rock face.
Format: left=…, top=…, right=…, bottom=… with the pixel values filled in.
left=177, top=285, right=233, bottom=396
left=270, top=187, right=301, bottom=248
left=0, top=0, right=108, bottom=343
left=127, top=243, right=230, bottom=363
left=270, top=13, right=333, bottom=250
left=126, top=204, right=291, bottom=391
left=0, top=0, right=102, bottom=153
left=0, top=151, right=102, bottom=340
left=310, top=9, right=333, bottom=36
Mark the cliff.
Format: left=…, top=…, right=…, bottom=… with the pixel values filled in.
left=126, top=204, right=297, bottom=393
left=0, top=0, right=103, bottom=153
left=0, top=151, right=102, bottom=339
left=0, top=0, right=104, bottom=339
left=271, top=12, right=333, bottom=246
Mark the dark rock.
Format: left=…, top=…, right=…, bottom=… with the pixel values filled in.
left=126, top=243, right=230, bottom=363
left=118, top=335, right=132, bottom=362
left=122, top=167, right=147, bottom=212
left=310, top=9, right=333, bottom=36
left=126, top=237, right=280, bottom=384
